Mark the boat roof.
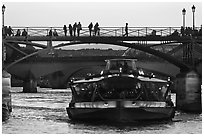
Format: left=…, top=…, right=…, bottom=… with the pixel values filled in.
left=137, top=76, right=167, bottom=82
left=71, top=75, right=168, bottom=84
left=105, top=59, right=137, bottom=61
left=72, top=77, right=104, bottom=84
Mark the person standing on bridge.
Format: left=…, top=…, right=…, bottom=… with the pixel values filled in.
left=48, top=29, right=53, bottom=36
left=15, top=29, right=21, bottom=36
left=68, top=24, right=73, bottom=36
left=53, top=29, right=58, bottom=36
left=7, top=26, right=14, bottom=36
left=88, top=22, right=93, bottom=36
left=22, top=29, right=28, bottom=36
left=123, top=23, right=128, bottom=37
left=94, top=22, right=100, bottom=36
left=77, top=22, right=82, bottom=37
left=63, top=25, right=67, bottom=36
left=73, top=22, right=77, bottom=36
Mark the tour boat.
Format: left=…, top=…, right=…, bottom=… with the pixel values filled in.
left=66, top=59, right=175, bottom=122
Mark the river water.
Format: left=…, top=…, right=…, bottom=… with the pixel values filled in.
left=2, top=87, right=202, bottom=134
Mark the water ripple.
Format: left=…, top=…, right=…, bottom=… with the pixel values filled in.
left=2, top=87, right=202, bottom=134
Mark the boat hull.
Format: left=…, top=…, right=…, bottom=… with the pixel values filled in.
left=66, top=106, right=175, bottom=122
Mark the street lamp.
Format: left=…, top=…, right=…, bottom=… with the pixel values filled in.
left=182, top=8, right=186, bottom=28
left=2, top=4, right=6, bottom=27
left=2, top=4, right=6, bottom=63
left=192, top=5, right=195, bottom=30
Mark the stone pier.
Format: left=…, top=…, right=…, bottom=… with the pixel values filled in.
left=175, top=70, right=202, bottom=113
left=23, top=78, right=37, bottom=93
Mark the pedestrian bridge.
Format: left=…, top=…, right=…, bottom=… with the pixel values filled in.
left=4, top=26, right=202, bottom=37
left=2, top=26, right=202, bottom=92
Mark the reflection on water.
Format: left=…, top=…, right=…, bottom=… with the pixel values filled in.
left=2, top=87, right=202, bottom=134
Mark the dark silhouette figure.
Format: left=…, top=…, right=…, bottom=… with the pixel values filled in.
left=151, top=30, right=156, bottom=36
left=123, top=61, right=129, bottom=73
left=172, top=30, right=179, bottom=36
left=7, top=26, right=13, bottom=36
left=88, top=22, right=93, bottom=36
left=48, top=29, right=53, bottom=36
left=185, top=27, right=192, bottom=36
left=53, top=29, right=58, bottom=36
left=94, top=22, right=100, bottom=36
left=124, top=23, right=128, bottom=37
left=77, top=22, right=82, bottom=37
left=2, top=26, right=7, bottom=37
left=22, top=29, right=28, bottom=36
left=15, top=29, right=21, bottom=36
left=68, top=24, right=73, bottom=36
left=73, top=22, right=77, bottom=36
left=63, top=25, right=67, bottom=36
left=180, top=26, right=185, bottom=36
left=198, top=25, right=202, bottom=36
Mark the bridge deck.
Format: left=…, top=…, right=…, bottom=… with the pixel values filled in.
left=3, top=26, right=201, bottom=42
left=5, top=35, right=200, bottom=43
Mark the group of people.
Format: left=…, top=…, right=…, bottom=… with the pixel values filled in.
left=2, top=26, right=28, bottom=37
left=48, top=29, right=58, bottom=36
left=88, top=22, right=100, bottom=36
left=62, top=22, right=100, bottom=37
left=180, top=26, right=202, bottom=37
left=150, top=26, right=202, bottom=37
left=63, top=22, right=82, bottom=37
left=169, top=26, right=202, bottom=37
left=15, top=29, right=28, bottom=36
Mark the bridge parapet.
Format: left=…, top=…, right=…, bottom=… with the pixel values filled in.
left=3, top=26, right=202, bottom=37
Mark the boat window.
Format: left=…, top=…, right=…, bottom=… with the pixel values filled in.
left=140, top=82, right=169, bottom=101
left=108, top=60, right=133, bottom=70
left=72, top=83, right=97, bottom=102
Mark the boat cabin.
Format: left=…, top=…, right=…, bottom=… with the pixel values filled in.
left=69, top=59, right=173, bottom=106
left=104, top=59, right=138, bottom=74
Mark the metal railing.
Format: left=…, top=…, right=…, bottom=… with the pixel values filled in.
left=4, top=26, right=202, bottom=37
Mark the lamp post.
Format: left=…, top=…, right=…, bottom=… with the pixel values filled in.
left=2, top=4, right=6, bottom=63
left=182, top=8, right=186, bottom=28
left=192, top=5, right=195, bottom=30
left=191, top=5, right=196, bottom=66
left=2, top=4, right=5, bottom=28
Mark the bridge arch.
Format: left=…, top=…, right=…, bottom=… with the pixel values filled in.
left=54, top=41, right=190, bottom=71
left=4, top=40, right=190, bottom=72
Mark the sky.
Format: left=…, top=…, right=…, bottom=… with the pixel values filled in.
left=2, top=1, right=202, bottom=27
left=1, top=0, right=203, bottom=50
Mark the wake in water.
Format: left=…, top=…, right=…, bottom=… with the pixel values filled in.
left=2, top=87, right=202, bottom=134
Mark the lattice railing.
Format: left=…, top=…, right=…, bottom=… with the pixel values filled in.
left=4, top=26, right=201, bottom=37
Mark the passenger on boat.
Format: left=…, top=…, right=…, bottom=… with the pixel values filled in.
left=123, top=61, right=129, bottom=73
left=116, top=61, right=123, bottom=68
